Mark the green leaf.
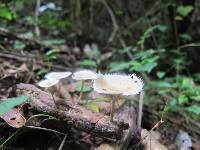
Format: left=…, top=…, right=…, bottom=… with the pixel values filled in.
left=178, top=94, right=188, bottom=104
left=181, top=78, right=194, bottom=89
left=0, top=96, right=30, bottom=115
left=14, top=40, right=25, bottom=50
left=78, top=60, right=97, bottom=68
left=187, top=105, right=200, bottom=114
left=42, top=39, right=65, bottom=46
left=150, top=81, right=173, bottom=88
left=76, top=81, right=91, bottom=92
left=157, top=25, right=167, bottom=32
left=170, top=98, right=177, bottom=107
left=190, top=96, right=200, bottom=102
left=175, top=16, right=183, bottom=21
left=45, top=48, right=60, bottom=56
left=176, top=6, right=193, bottom=16
left=109, top=62, right=130, bottom=72
left=156, top=71, right=165, bottom=79
left=130, top=61, right=157, bottom=73
left=0, top=3, right=16, bottom=20
left=84, top=103, right=99, bottom=112
left=179, top=33, right=192, bottom=41
left=19, top=32, right=34, bottom=39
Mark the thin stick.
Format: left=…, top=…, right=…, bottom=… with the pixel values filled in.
left=101, top=0, right=119, bottom=43
left=110, top=100, right=114, bottom=122
left=78, top=81, right=84, bottom=101
left=0, top=130, right=19, bottom=149
left=35, top=0, right=40, bottom=37
left=25, top=125, right=65, bottom=135
left=137, top=91, right=144, bottom=130
left=50, top=92, right=56, bottom=104
left=58, top=134, right=67, bottom=150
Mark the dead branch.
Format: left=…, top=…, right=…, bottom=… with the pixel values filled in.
left=14, top=83, right=129, bottom=140
left=101, top=0, right=119, bottom=43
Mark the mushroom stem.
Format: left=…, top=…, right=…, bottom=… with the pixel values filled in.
left=50, top=92, right=56, bottom=104
left=78, top=81, right=85, bottom=101
left=110, top=100, right=115, bottom=122
left=47, top=87, right=56, bottom=104
left=110, top=95, right=117, bottom=122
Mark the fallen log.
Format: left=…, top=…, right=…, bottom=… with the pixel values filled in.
left=14, top=83, right=130, bottom=140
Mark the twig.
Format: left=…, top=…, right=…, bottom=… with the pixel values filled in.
left=0, top=130, right=20, bottom=149
left=58, top=134, right=67, bottom=150
left=101, top=0, right=119, bottom=43
left=35, top=0, right=41, bottom=37
left=128, top=0, right=161, bottom=30
left=0, top=52, right=28, bottom=62
left=137, top=91, right=144, bottom=130
left=25, top=125, right=66, bottom=135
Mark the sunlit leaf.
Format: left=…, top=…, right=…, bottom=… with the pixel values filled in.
left=109, top=62, right=130, bottom=72
left=178, top=94, right=188, bottom=104
left=84, top=103, right=99, bottom=112
left=0, top=96, right=30, bottom=115
left=78, top=60, right=97, bottom=68
left=176, top=6, right=193, bottom=16
left=157, top=25, right=167, bottom=32
left=42, top=39, right=65, bottom=46
left=45, top=48, right=60, bottom=56
left=190, top=96, right=200, bottom=102
left=187, top=105, right=200, bottom=114
left=156, top=71, right=165, bottom=79
left=14, top=40, right=25, bottom=50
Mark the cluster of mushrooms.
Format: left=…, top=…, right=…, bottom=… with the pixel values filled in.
left=37, top=70, right=144, bottom=122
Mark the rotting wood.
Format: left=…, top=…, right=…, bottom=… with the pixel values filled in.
left=96, top=101, right=140, bottom=150
left=14, top=83, right=130, bottom=140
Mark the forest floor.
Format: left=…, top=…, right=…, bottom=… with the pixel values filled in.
left=0, top=28, right=200, bottom=150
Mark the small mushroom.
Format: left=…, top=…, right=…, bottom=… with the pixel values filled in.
left=72, top=70, right=98, bottom=101
left=44, top=71, right=72, bottom=80
left=37, top=79, right=59, bottom=103
left=44, top=71, right=72, bottom=100
left=93, top=74, right=144, bottom=122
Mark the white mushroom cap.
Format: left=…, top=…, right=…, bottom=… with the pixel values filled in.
left=37, top=79, right=59, bottom=88
left=93, top=74, right=144, bottom=95
left=72, top=70, right=98, bottom=80
left=44, top=71, right=72, bottom=80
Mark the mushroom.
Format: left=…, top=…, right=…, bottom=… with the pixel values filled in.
left=93, top=74, right=144, bottom=122
left=44, top=71, right=72, bottom=80
left=37, top=79, right=59, bottom=103
left=44, top=71, right=72, bottom=100
left=72, top=70, right=98, bottom=101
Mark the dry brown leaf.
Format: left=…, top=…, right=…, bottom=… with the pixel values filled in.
left=141, top=129, right=169, bottom=150
left=0, top=108, right=26, bottom=128
left=17, top=63, right=29, bottom=72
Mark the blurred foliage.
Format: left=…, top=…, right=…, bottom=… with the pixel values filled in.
left=0, top=0, right=199, bottom=123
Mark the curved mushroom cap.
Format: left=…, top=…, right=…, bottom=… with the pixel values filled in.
left=37, top=79, right=59, bottom=88
left=72, top=70, right=98, bottom=80
left=93, top=74, right=144, bottom=95
left=45, top=71, right=72, bottom=80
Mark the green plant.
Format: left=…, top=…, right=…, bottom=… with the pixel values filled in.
left=0, top=3, right=16, bottom=20
left=0, top=96, right=30, bottom=115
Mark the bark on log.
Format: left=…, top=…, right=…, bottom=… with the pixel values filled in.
left=14, top=83, right=130, bottom=140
